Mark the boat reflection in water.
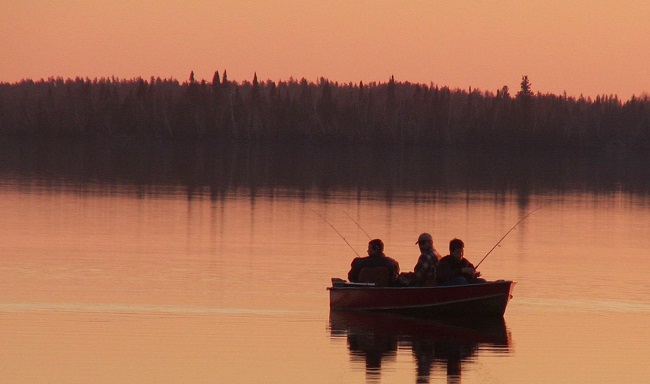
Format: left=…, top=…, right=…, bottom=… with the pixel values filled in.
left=329, top=310, right=511, bottom=383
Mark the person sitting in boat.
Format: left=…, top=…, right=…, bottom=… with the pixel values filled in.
left=348, top=239, right=400, bottom=286
left=436, top=238, right=486, bottom=286
left=410, top=232, right=442, bottom=286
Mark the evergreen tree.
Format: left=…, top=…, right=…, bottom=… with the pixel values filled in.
left=251, top=72, right=259, bottom=96
left=517, top=75, right=533, bottom=99
left=498, top=85, right=510, bottom=99
left=212, top=71, right=221, bottom=92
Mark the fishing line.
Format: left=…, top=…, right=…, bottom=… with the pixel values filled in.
left=311, top=208, right=361, bottom=257
left=475, top=201, right=552, bottom=268
left=343, top=211, right=372, bottom=240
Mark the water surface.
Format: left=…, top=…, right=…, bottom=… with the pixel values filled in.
left=1, top=141, right=649, bottom=383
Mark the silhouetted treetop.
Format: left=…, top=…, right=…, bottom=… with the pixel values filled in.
left=517, top=75, right=533, bottom=100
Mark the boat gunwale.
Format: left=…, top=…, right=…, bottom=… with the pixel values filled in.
left=327, top=280, right=515, bottom=291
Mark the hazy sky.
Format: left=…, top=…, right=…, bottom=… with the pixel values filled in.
left=2, top=1, right=649, bottom=100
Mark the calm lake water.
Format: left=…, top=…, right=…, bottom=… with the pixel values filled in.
left=1, top=140, right=650, bottom=383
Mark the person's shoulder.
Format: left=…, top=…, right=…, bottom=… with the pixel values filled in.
left=351, top=256, right=365, bottom=265
left=385, top=255, right=400, bottom=265
left=426, top=251, right=440, bottom=262
left=439, top=255, right=452, bottom=262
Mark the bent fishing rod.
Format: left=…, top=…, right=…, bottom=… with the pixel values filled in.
left=311, top=208, right=361, bottom=257
left=475, top=201, right=551, bottom=268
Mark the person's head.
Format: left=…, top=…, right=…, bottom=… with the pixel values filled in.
left=367, top=239, right=384, bottom=256
left=415, top=232, right=433, bottom=251
left=449, top=238, right=464, bottom=260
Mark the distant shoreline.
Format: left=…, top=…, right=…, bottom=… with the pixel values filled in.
left=1, top=75, right=649, bottom=149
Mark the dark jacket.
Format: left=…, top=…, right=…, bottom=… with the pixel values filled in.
left=348, top=254, right=400, bottom=284
left=435, top=255, right=477, bottom=285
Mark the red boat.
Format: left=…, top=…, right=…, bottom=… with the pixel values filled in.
left=328, top=279, right=516, bottom=318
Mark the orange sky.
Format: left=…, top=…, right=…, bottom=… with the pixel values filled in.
left=2, top=1, right=649, bottom=100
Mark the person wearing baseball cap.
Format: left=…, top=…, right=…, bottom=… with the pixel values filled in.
left=411, top=232, right=442, bottom=286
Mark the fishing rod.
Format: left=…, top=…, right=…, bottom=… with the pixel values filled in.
left=343, top=211, right=372, bottom=240
left=475, top=201, right=551, bottom=268
left=311, top=208, right=361, bottom=257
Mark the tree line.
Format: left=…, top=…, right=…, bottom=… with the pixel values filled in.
left=1, top=72, right=649, bottom=148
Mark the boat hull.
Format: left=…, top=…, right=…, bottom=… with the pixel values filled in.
left=328, top=280, right=515, bottom=318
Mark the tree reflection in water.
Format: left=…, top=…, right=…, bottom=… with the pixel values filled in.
left=1, top=139, right=647, bottom=200
left=329, top=311, right=511, bottom=383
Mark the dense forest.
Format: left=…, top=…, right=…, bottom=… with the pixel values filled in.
left=1, top=72, right=649, bottom=148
